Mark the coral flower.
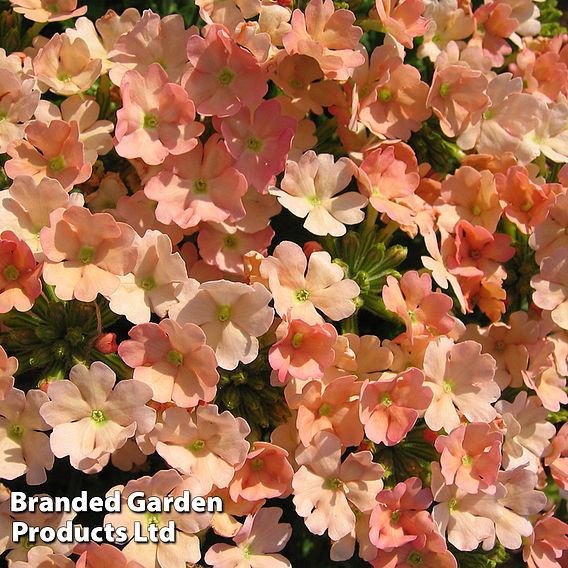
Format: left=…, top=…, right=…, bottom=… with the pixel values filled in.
left=115, top=64, right=203, bottom=166
left=229, top=442, right=294, bottom=502
left=183, top=23, right=267, bottom=117
left=359, top=368, right=432, bottom=446
left=435, top=422, right=502, bottom=494
left=119, top=318, right=219, bottom=408
left=269, top=317, right=337, bottom=382
left=422, top=337, right=500, bottom=432
left=220, top=99, right=296, bottom=192
left=0, top=345, right=17, bottom=400
left=156, top=404, right=250, bottom=492
left=40, top=206, right=137, bottom=302
left=9, top=0, right=87, bottom=22
left=6, top=120, right=92, bottom=190
left=0, top=230, right=42, bottom=313
left=282, top=0, right=365, bottom=80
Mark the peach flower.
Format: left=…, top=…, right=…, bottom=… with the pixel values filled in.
left=9, top=0, right=87, bottom=22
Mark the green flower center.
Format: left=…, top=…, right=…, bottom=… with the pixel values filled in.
left=192, top=178, right=208, bottom=194
left=318, top=402, right=332, bottom=416
left=222, top=235, right=238, bottom=249
left=48, top=156, right=66, bottom=172
left=380, top=393, right=393, bottom=407
left=462, top=454, right=473, bottom=466
left=245, top=136, right=263, bottom=153
left=218, top=67, right=236, bottom=86
left=139, top=275, right=156, bottom=291
left=188, top=439, right=206, bottom=453
left=291, top=332, right=304, bottom=348
left=521, top=200, right=533, bottom=212
left=90, top=409, right=107, bottom=424
left=472, top=204, right=481, bottom=216
left=390, top=510, right=401, bottom=523
left=8, top=423, right=25, bottom=442
left=3, top=264, right=20, bottom=281
left=167, top=350, right=184, bottom=367
left=448, top=497, right=458, bottom=511
left=143, top=114, right=159, bottom=129
left=408, top=551, right=423, bottom=565
left=323, top=477, right=342, bottom=491
left=79, top=245, right=96, bottom=264
left=146, top=512, right=161, bottom=528
left=251, top=458, right=264, bottom=471
left=378, top=88, right=392, bottom=102
left=217, top=304, right=231, bottom=322
left=443, top=380, right=453, bottom=393
left=243, top=544, right=253, bottom=559
left=294, top=288, right=310, bottom=303
left=439, top=83, right=450, bottom=97
left=308, top=195, right=322, bottom=206
left=56, top=72, right=71, bottom=83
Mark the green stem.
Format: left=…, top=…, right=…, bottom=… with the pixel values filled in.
left=22, top=21, right=46, bottom=48
left=363, top=205, right=378, bottom=232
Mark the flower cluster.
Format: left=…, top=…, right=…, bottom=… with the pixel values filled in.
left=0, top=0, right=567, bottom=567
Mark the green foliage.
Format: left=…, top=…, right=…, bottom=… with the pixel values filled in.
left=539, top=0, right=567, bottom=37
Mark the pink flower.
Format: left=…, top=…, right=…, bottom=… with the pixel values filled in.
left=523, top=511, right=568, bottom=568
left=532, top=249, right=568, bottom=331
left=11, top=546, right=76, bottom=568
left=40, top=362, right=155, bottom=473
left=108, top=230, right=189, bottom=324
left=6, top=120, right=92, bottom=190
left=115, top=64, right=203, bottom=166
left=270, top=151, right=366, bottom=237
left=446, top=220, right=515, bottom=279
left=156, top=404, right=250, bottom=492
left=229, top=442, right=294, bottom=501
left=545, top=423, right=568, bottom=491
left=0, top=230, right=42, bottom=313
left=496, top=165, right=557, bottom=234
left=430, top=462, right=496, bottom=551
left=104, top=470, right=210, bottom=568
left=205, top=507, right=292, bottom=568
left=119, top=318, right=219, bottom=408
left=435, top=166, right=503, bottom=233
left=260, top=240, right=360, bottom=322
left=382, top=271, right=455, bottom=342
left=269, top=318, right=337, bottom=382
left=108, top=11, right=192, bottom=85
left=40, top=206, right=137, bottom=302
left=282, top=0, right=365, bottom=80
left=357, top=45, right=431, bottom=141
left=9, top=0, right=87, bottom=22
left=0, top=387, right=53, bottom=484
left=426, top=44, right=490, bottom=138
left=75, top=543, right=144, bottom=568
left=0, top=346, right=17, bottom=400
left=422, top=337, right=500, bottom=432
left=356, top=143, right=420, bottom=226
left=34, top=96, right=113, bottom=165
left=197, top=222, right=274, bottom=276
left=369, top=477, right=434, bottom=550
left=359, top=368, right=432, bottom=446
left=529, top=193, right=568, bottom=264
left=0, top=68, right=40, bottom=154
left=183, top=23, right=267, bottom=117
left=292, top=431, right=383, bottom=541
left=171, top=280, right=274, bottom=370
left=220, top=99, right=296, bottom=192
left=371, top=532, right=457, bottom=568
left=0, top=176, right=83, bottom=257
left=289, top=375, right=364, bottom=447
left=374, top=0, right=429, bottom=49
left=435, top=422, right=502, bottom=494
left=32, top=33, right=101, bottom=96
left=144, top=135, right=247, bottom=229
left=332, top=333, right=393, bottom=381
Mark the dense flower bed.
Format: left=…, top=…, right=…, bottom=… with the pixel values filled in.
left=0, top=0, right=567, bottom=566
